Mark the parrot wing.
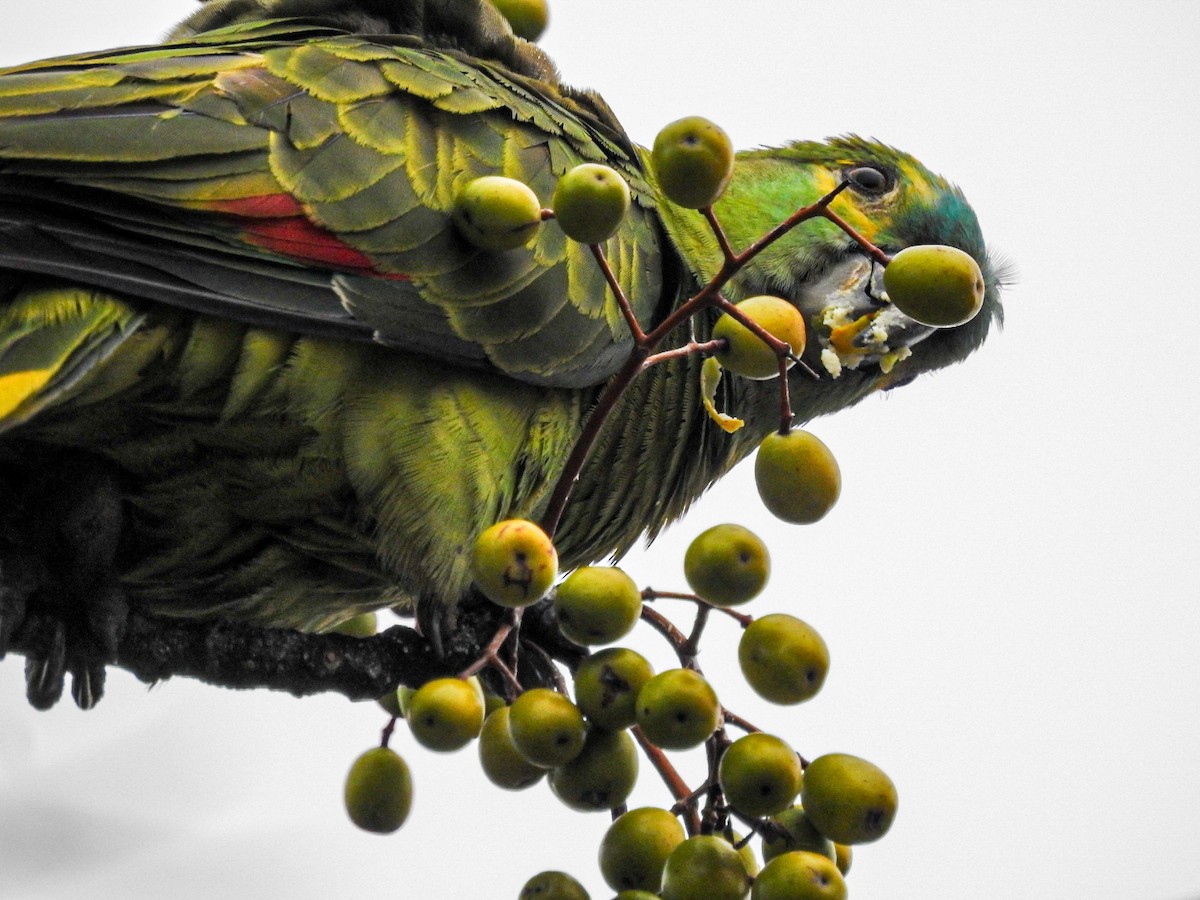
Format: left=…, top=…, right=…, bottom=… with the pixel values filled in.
left=0, top=18, right=665, bottom=388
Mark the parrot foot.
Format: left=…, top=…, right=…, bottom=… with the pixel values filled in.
left=0, top=451, right=129, bottom=710
left=414, top=587, right=509, bottom=665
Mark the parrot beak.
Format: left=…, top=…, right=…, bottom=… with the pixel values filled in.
left=794, top=254, right=936, bottom=378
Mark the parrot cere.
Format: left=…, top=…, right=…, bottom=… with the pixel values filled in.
left=0, top=0, right=1002, bottom=717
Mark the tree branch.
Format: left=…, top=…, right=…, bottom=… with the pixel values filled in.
left=5, top=609, right=488, bottom=702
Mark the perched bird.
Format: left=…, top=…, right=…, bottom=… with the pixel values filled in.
left=0, top=0, right=1001, bottom=708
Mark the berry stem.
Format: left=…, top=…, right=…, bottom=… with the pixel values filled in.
left=643, top=337, right=725, bottom=368
left=701, top=731, right=732, bottom=831
left=381, top=715, right=397, bottom=749
left=819, top=205, right=893, bottom=267
left=540, top=349, right=647, bottom=537
left=681, top=603, right=710, bottom=658
left=776, top=350, right=794, bottom=435
left=458, top=611, right=519, bottom=680
left=541, top=177, right=889, bottom=549
left=631, top=725, right=703, bottom=834
left=720, top=707, right=762, bottom=735
left=701, top=205, right=738, bottom=265
left=487, top=654, right=524, bottom=695
left=641, top=588, right=755, bottom=628
left=639, top=605, right=700, bottom=670
left=641, top=588, right=705, bottom=602
left=590, top=243, right=646, bottom=341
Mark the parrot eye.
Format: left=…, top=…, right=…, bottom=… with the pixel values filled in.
left=845, top=166, right=892, bottom=195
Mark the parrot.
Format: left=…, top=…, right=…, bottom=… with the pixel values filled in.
left=0, top=0, right=1002, bottom=709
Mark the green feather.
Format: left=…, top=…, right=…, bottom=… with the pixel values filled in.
left=0, top=4, right=1001, bottom=634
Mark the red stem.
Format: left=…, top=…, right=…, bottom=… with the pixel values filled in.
left=632, top=726, right=702, bottom=835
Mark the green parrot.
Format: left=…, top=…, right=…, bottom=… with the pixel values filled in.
left=0, top=0, right=1001, bottom=708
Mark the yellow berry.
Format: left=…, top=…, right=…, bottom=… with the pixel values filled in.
left=508, top=688, right=586, bottom=767
left=801, top=753, right=898, bottom=845
left=407, top=677, right=485, bottom=752
left=478, top=706, right=546, bottom=790
left=884, top=244, right=985, bottom=327
left=684, top=523, right=769, bottom=607
left=738, top=614, right=829, bottom=705
left=751, top=850, right=846, bottom=900
left=552, top=164, right=631, bottom=245
left=452, top=175, right=542, bottom=251
left=712, top=296, right=806, bottom=380
left=471, top=519, right=558, bottom=608
left=635, top=669, right=720, bottom=750
left=600, top=807, right=685, bottom=893
left=329, top=611, right=376, bottom=637
left=652, top=116, right=735, bottom=209
left=754, top=430, right=840, bottom=525
left=343, top=746, right=412, bottom=834
left=492, top=0, right=549, bottom=41
left=554, top=565, right=643, bottom=645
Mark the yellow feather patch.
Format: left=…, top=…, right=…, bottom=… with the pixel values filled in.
left=814, top=168, right=881, bottom=245
left=0, top=369, right=53, bottom=420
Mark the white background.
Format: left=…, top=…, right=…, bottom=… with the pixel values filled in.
left=2, top=1, right=1199, bottom=898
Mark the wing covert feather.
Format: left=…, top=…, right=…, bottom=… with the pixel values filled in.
left=0, top=21, right=666, bottom=387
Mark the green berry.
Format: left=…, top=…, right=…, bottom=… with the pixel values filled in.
left=407, top=677, right=485, bottom=751
left=733, top=831, right=761, bottom=877
left=712, top=296, right=806, bottom=380
left=684, top=523, right=769, bottom=607
left=651, top=116, right=735, bottom=209
left=453, top=175, right=543, bottom=251
left=661, top=835, right=752, bottom=900
left=884, top=244, right=986, bottom=327
left=574, top=647, right=655, bottom=730
left=508, top=688, right=587, bottom=767
left=718, top=733, right=803, bottom=818
left=484, top=690, right=509, bottom=716
left=754, top=430, right=840, bottom=525
left=614, top=892, right=662, bottom=900
left=330, top=611, right=376, bottom=637
left=761, top=806, right=836, bottom=864
left=834, top=843, right=852, bottom=876
left=492, top=0, right=549, bottom=41
left=751, top=851, right=846, bottom=900
left=554, top=566, right=643, bottom=645
left=801, top=753, right=898, bottom=845
left=599, top=807, right=686, bottom=892
left=519, top=870, right=591, bottom=900
left=471, top=518, right=558, bottom=608
left=738, top=614, right=829, bottom=705
left=549, top=727, right=638, bottom=812
left=343, top=746, right=413, bottom=834
left=377, top=687, right=404, bottom=718
left=396, top=685, right=416, bottom=717
left=635, top=668, right=720, bottom=750
left=552, top=164, right=631, bottom=245
left=478, top=706, right=546, bottom=790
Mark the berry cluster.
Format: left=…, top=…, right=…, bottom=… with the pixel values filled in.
left=340, top=108, right=982, bottom=899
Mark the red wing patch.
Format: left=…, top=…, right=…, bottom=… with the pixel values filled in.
left=205, top=195, right=410, bottom=280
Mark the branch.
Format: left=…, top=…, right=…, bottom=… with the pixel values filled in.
left=4, top=607, right=500, bottom=702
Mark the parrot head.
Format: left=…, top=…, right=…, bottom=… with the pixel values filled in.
left=657, top=136, right=1003, bottom=429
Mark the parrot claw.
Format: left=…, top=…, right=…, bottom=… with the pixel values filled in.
left=16, top=597, right=123, bottom=710
left=415, top=593, right=451, bottom=659
left=1, top=452, right=128, bottom=709
left=23, top=614, right=67, bottom=710
left=69, top=654, right=106, bottom=711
